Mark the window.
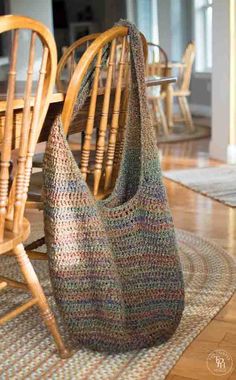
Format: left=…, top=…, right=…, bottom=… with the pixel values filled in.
left=194, top=0, right=212, bottom=72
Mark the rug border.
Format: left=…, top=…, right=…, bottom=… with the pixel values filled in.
left=163, top=172, right=236, bottom=208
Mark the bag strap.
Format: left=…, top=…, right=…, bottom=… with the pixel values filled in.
left=52, top=21, right=158, bottom=186
left=70, top=20, right=157, bottom=175
left=115, top=20, right=158, bottom=182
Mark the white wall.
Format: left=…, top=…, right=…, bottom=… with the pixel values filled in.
left=210, top=0, right=236, bottom=162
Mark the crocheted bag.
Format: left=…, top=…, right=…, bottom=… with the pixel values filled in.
left=43, top=21, right=184, bottom=353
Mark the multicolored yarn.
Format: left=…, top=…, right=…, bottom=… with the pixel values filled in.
left=43, top=20, right=184, bottom=353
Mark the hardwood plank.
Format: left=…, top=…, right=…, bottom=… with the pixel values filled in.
left=160, top=137, right=236, bottom=379
left=230, top=369, right=236, bottom=379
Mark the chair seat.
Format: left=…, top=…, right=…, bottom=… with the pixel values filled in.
left=32, top=153, right=45, bottom=168
left=0, top=218, right=30, bottom=255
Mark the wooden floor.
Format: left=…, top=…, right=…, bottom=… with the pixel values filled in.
left=26, top=136, right=236, bottom=379
left=159, top=138, right=236, bottom=380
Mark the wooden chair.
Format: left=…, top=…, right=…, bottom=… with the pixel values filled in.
left=146, top=42, right=169, bottom=136
left=56, top=33, right=100, bottom=92
left=56, top=33, right=130, bottom=153
left=166, top=41, right=196, bottom=131
left=61, top=26, right=147, bottom=196
left=26, top=25, right=147, bottom=260
left=31, top=34, right=100, bottom=171
left=146, top=42, right=168, bottom=77
left=0, top=15, right=69, bottom=358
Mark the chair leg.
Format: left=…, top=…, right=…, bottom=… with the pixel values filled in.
left=156, top=97, right=169, bottom=136
left=149, top=98, right=168, bottom=136
left=178, top=96, right=186, bottom=123
left=13, top=243, right=71, bottom=358
left=165, top=84, right=174, bottom=128
left=179, top=96, right=195, bottom=132
left=149, top=98, right=159, bottom=128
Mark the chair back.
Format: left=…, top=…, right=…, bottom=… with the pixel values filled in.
left=61, top=26, right=147, bottom=197
left=146, top=42, right=168, bottom=77
left=179, top=41, right=195, bottom=91
left=56, top=34, right=100, bottom=92
left=0, top=15, right=57, bottom=240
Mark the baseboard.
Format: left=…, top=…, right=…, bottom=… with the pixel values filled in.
left=189, top=104, right=211, bottom=118
left=209, top=140, right=228, bottom=162
left=227, top=145, right=236, bottom=164
left=209, top=143, right=236, bottom=163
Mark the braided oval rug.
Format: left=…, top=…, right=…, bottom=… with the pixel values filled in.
left=0, top=223, right=236, bottom=380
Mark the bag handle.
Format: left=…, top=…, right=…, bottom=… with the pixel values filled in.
left=115, top=21, right=158, bottom=183
left=53, top=21, right=158, bottom=188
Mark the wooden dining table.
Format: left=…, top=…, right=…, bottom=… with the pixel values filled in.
left=0, top=75, right=176, bottom=147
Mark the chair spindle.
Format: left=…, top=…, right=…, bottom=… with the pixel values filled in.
left=93, top=39, right=116, bottom=195
left=0, top=29, right=19, bottom=240
left=80, top=48, right=103, bottom=179
left=13, top=31, right=36, bottom=233
left=104, top=36, right=127, bottom=190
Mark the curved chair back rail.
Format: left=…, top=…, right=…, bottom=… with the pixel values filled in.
left=56, top=33, right=100, bottom=91
left=180, top=41, right=196, bottom=91
left=146, top=42, right=168, bottom=77
left=146, top=42, right=169, bottom=137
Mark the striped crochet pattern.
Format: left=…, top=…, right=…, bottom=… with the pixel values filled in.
left=43, top=20, right=184, bottom=353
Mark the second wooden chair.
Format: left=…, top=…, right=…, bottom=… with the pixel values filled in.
left=165, top=41, right=196, bottom=131
left=146, top=42, right=169, bottom=136
left=56, top=33, right=100, bottom=92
